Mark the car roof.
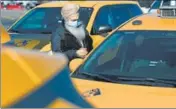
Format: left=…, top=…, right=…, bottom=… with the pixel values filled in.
left=36, top=1, right=138, bottom=8
left=119, top=14, right=176, bottom=31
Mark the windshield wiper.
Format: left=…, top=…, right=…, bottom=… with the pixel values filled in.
left=9, top=29, right=20, bottom=33
left=80, top=72, right=117, bottom=83
left=40, top=32, right=52, bottom=34
left=116, top=76, right=176, bottom=87
left=78, top=72, right=176, bottom=87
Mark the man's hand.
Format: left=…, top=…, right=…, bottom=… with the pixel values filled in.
left=76, top=48, right=88, bottom=58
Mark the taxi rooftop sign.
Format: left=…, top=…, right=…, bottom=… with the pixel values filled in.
left=159, top=0, right=176, bottom=18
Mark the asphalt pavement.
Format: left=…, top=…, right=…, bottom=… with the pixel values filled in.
left=1, top=9, right=27, bottom=29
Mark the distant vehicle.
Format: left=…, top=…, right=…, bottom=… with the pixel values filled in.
left=1, top=3, right=4, bottom=9
left=1, top=0, right=23, bottom=10
left=148, top=0, right=176, bottom=13
left=5, top=3, right=23, bottom=10
left=15, top=0, right=39, bottom=9
left=1, top=0, right=13, bottom=7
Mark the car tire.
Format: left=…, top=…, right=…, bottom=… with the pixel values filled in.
left=25, top=4, right=31, bottom=10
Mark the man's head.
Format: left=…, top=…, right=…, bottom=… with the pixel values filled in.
left=61, top=3, right=85, bottom=40
left=61, top=3, right=80, bottom=25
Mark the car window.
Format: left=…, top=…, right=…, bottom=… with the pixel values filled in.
left=90, top=6, right=112, bottom=35
left=73, top=31, right=176, bottom=85
left=149, top=0, right=161, bottom=12
left=10, top=8, right=61, bottom=33
left=10, top=7, right=93, bottom=34
left=127, top=4, right=143, bottom=17
left=91, top=4, right=142, bottom=35
left=162, top=0, right=176, bottom=6
left=110, top=4, right=142, bottom=29
left=22, top=11, right=46, bottom=29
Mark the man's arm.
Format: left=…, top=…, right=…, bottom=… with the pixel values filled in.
left=85, top=30, right=93, bottom=52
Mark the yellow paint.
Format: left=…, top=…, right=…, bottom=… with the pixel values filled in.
left=40, top=42, right=51, bottom=52
left=90, top=35, right=105, bottom=48
left=14, top=40, right=40, bottom=49
left=1, top=46, right=68, bottom=107
left=0, top=25, right=11, bottom=44
left=119, top=14, right=176, bottom=31
left=69, top=58, right=83, bottom=72
left=48, top=99, right=78, bottom=108
left=72, top=78, right=176, bottom=108
left=6, top=49, right=41, bottom=83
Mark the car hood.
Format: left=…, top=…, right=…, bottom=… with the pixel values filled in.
left=5, top=32, right=51, bottom=50
left=72, top=78, right=176, bottom=108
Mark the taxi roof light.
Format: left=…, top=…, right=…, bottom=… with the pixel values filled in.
left=158, top=8, right=176, bottom=18
left=158, top=0, right=176, bottom=18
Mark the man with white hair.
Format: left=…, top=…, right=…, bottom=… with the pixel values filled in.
left=51, top=3, right=93, bottom=61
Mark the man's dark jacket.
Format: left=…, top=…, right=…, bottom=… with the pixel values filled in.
left=51, top=21, right=93, bottom=61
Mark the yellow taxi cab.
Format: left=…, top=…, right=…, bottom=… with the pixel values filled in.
left=4, top=1, right=143, bottom=51
left=69, top=10, right=176, bottom=108
left=1, top=46, right=93, bottom=108
left=1, top=25, right=11, bottom=44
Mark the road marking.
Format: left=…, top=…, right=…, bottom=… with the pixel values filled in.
left=1, top=16, right=16, bottom=20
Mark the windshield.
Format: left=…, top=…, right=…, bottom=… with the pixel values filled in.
left=149, top=0, right=176, bottom=11
left=73, top=30, right=176, bottom=87
left=162, top=0, right=176, bottom=6
left=9, top=7, right=93, bottom=34
left=150, top=0, right=161, bottom=10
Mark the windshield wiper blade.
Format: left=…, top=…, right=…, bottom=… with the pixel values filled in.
left=40, top=32, right=51, bottom=34
left=147, top=78, right=176, bottom=86
left=116, top=77, right=176, bottom=87
left=9, top=29, right=20, bottom=33
left=81, top=72, right=117, bottom=83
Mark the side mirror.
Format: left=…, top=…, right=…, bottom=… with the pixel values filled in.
left=69, top=58, right=83, bottom=72
left=97, top=25, right=112, bottom=35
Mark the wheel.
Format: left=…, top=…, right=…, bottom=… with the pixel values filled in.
left=25, top=4, right=31, bottom=10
